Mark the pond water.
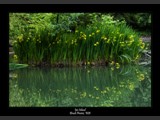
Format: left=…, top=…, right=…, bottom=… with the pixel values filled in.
left=9, top=65, right=151, bottom=107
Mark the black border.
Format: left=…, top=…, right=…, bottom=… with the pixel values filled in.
left=0, top=0, right=160, bottom=4
left=0, top=4, right=159, bottom=116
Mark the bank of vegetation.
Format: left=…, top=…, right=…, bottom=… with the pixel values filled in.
left=9, top=13, right=151, bottom=68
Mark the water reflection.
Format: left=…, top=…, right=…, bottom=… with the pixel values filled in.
left=9, top=65, right=151, bottom=107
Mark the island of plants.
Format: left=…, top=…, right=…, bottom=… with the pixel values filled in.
left=9, top=13, right=151, bottom=69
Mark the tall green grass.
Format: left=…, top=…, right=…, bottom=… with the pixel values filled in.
left=13, top=15, right=145, bottom=66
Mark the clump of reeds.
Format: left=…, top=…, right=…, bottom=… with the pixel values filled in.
left=13, top=15, right=145, bottom=67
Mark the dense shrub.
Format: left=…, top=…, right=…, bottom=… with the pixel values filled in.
left=11, top=13, right=145, bottom=66
left=110, top=13, right=151, bottom=32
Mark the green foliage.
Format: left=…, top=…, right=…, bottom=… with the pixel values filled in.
left=10, top=13, right=146, bottom=66
left=111, top=13, right=151, bottom=33
left=9, top=13, right=52, bottom=41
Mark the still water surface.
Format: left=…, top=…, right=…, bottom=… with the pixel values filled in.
left=9, top=65, right=151, bottom=107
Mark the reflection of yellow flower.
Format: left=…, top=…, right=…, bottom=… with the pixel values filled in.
left=81, top=92, right=87, bottom=97
left=116, top=63, right=120, bottom=69
left=117, top=91, right=121, bottom=95
left=95, top=88, right=99, bottom=91
left=94, top=86, right=99, bottom=91
left=119, top=84, right=124, bottom=87
left=91, top=96, right=95, bottom=99
left=101, top=90, right=107, bottom=94
left=129, top=83, right=134, bottom=91
left=96, top=97, right=100, bottom=99
left=105, top=87, right=110, bottom=91
left=111, top=67, right=114, bottom=71
left=56, top=89, right=61, bottom=92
